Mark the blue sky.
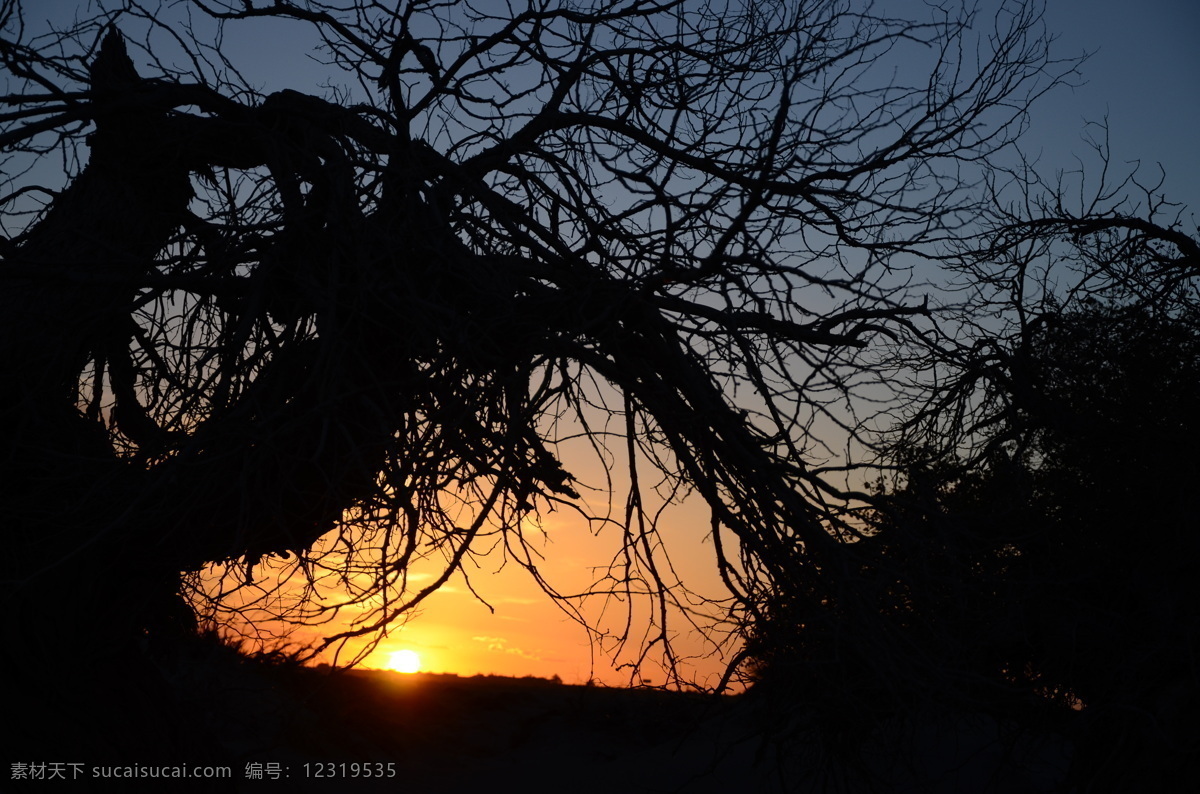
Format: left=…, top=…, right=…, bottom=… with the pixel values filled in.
left=19, top=1, right=1197, bottom=213
left=1030, top=0, right=1198, bottom=213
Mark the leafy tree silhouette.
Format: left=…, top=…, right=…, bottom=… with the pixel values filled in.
left=746, top=303, right=1200, bottom=789
left=971, top=302, right=1200, bottom=789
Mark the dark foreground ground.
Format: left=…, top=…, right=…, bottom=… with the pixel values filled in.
left=7, top=644, right=1075, bottom=793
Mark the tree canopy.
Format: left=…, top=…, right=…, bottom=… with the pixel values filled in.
left=1, top=0, right=1069, bottom=673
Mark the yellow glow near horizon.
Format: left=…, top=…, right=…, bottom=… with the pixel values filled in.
left=387, top=649, right=421, bottom=674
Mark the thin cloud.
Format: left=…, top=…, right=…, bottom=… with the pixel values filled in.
left=472, top=635, right=543, bottom=661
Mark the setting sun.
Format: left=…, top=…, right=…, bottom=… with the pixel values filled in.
left=387, top=649, right=421, bottom=674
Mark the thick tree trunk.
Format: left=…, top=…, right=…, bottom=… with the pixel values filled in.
left=1, top=32, right=414, bottom=677
left=2, top=39, right=196, bottom=665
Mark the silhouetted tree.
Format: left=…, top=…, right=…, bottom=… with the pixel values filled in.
left=739, top=112, right=1200, bottom=783
left=2, top=0, right=1086, bottom=758
left=857, top=304, right=1200, bottom=789
left=853, top=143, right=1199, bottom=785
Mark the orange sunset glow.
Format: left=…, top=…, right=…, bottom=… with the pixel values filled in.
left=207, top=481, right=738, bottom=687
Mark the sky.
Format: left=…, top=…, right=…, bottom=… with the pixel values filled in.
left=1027, top=0, right=1199, bottom=214
left=207, top=0, right=1200, bottom=212
left=17, top=0, right=1199, bottom=686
